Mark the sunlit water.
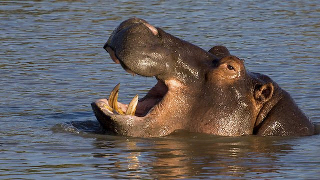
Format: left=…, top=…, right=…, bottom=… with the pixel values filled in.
left=1, top=0, right=319, bottom=179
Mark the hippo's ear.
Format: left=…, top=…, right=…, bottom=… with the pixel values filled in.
left=254, top=83, right=274, bottom=103
left=208, top=46, right=230, bottom=59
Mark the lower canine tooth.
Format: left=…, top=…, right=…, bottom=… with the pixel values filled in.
left=113, top=91, right=125, bottom=115
left=108, top=83, right=125, bottom=115
left=126, top=94, right=138, bottom=115
left=108, top=83, right=120, bottom=108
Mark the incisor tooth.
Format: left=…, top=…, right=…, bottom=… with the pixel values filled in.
left=108, top=83, right=125, bottom=115
left=126, top=94, right=138, bottom=115
left=102, top=104, right=113, bottom=112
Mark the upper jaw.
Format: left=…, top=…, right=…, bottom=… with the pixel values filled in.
left=103, top=22, right=167, bottom=78
left=104, top=18, right=214, bottom=84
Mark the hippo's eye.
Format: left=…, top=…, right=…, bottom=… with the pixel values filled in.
left=227, top=64, right=235, bottom=71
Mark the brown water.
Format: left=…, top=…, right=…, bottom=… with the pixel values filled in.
left=1, top=0, right=320, bottom=179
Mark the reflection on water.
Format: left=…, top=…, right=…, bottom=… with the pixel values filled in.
left=91, top=132, right=293, bottom=179
left=0, top=0, right=319, bottom=179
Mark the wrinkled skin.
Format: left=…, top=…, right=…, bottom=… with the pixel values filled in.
left=91, top=18, right=314, bottom=137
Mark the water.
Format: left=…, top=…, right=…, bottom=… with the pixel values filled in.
left=1, top=0, right=319, bottom=179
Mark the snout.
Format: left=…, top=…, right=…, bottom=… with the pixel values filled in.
left=103, top=18, right=215, bottom=84
left=104, top=18, right=158, bottom=51
left=103, top=19, right=159, bottom=66
left=103, top=18, right=170, bottom=78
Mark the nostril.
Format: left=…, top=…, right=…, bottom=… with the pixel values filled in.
left=143, top=23, right=158, bottom=36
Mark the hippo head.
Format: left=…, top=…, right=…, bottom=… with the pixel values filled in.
left=92, top=18, right=314, bottom=137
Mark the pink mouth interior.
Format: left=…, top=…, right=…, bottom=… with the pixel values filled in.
left=135, top=80, right=168, bottom=116
left=102, top=79, right=168, bottom=117
left=104, top=46, right=168, bottom=117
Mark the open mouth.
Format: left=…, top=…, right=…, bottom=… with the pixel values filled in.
left=94, top=48, right=169, bottom=119
left=96, top=80, right=168, bottom=117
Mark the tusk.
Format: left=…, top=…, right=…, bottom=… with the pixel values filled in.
left=126, top=94, right=138, bottom=115
left=108, top=83, right=120, bottom=108
left=108, top=83, right=124, bottom=115
left=112, top=90, right=125, bottom=115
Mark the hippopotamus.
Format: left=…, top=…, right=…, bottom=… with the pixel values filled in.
left=91, top=18, right=315, bottom=137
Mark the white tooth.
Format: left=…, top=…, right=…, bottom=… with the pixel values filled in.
left=126, top=94, right=138, bottom=115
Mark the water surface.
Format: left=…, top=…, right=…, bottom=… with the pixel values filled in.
left=1, top=0, right=319, bottom=179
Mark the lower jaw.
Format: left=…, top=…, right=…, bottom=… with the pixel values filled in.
left=91, top=78, right=189, bottom=137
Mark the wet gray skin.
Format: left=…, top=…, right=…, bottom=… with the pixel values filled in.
left=91, top=18, right=314, bottom=137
